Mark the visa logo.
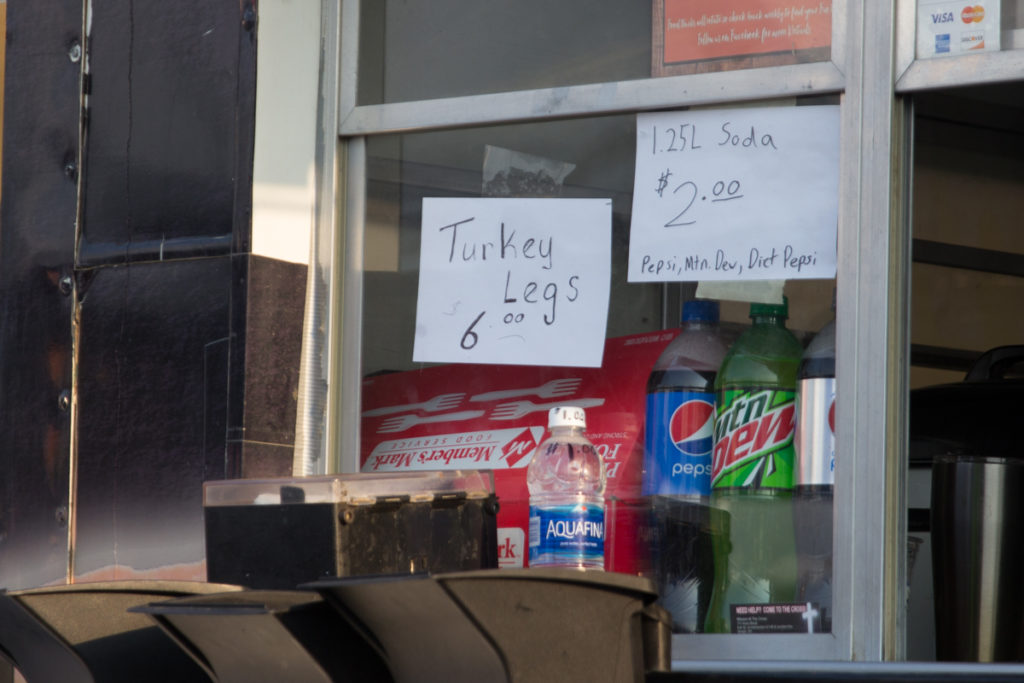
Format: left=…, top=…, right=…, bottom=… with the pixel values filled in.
left=931, top=11, right=955, bottom=23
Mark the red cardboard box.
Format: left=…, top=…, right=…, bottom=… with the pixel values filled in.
left=360, top=331, right=678, bottom=573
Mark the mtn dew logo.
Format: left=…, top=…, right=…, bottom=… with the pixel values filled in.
left=711, top=388, right=796, bottom=490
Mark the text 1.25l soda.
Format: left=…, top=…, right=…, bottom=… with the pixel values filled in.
left=705, top=298, right=802, bottom=633
left=527, top=406, right=606, bottom=570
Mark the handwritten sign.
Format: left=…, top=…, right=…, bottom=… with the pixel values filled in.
left=414, top=198, right=611, bottom=368
left=628, top=105, right=839, bottom=283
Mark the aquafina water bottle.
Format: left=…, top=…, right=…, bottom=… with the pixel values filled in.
left=527, top=406, right=606, bottom=570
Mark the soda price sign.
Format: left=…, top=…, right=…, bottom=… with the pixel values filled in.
left=413, top=198, right=612, bottom=367
left=628, top=105, right=839, bottom=283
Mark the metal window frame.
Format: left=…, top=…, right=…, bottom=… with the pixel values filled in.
left=893, top=0, right=1024, bottom=93
left=318, top=0, right=920, bottom=665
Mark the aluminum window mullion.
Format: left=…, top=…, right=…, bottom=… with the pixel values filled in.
left=332, top=0, right=360, bottom=475
left=337, top=0, right=850, bottom=137
left=830, top=0, right=850, bottom=77
left=338, top=0, right=359, bottom=121
left=834, top=0, right=907, bottom=662
left=339, top=62, right=845, bottom=137
left=893, top=0, right=917, bottom=83
left=335, top=136, right=366, bottom=475
left=293, top=0, right=346, bottom=477
left=896, top=49, right=1024, bottom=92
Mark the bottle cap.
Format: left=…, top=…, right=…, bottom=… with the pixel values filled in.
left=681, top=299, right=719, bottom=323
left=749, top=296, right=788, bottom=319
left=548, top=405, right=587, bottom=429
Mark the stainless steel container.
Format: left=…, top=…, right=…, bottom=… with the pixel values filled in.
left=931, top=454, right=1024, bottom=662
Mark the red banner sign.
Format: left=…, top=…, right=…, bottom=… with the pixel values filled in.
left=654, top=0, right=832, bottom=76
left=361, top=331, right=679, bottom=573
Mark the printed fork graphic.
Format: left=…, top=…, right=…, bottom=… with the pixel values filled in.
left=469, top=378, right=582, bottom=403
left=362, top=392, right=466, bottom=417
left=489, top=397, right=605, bottom=421
left=375, top=410, right=485, bottom=433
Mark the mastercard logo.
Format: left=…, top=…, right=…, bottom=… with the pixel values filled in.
left=961, top=5, right=984, bottom=23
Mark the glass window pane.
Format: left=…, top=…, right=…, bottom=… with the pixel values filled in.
left=1004, top=0, right=1024, bottom=45
left=357, top=0, right=834, bottom=105
left=1011, top=0, right=1024, bottom=29
left=359, top=106, right=838, bottom=638
left=910, top=83, right=1024, bottom=389
left=908, top=80, right=1024, bottom=662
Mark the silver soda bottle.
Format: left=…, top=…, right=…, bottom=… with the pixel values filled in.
left=527, top=406, right=606, bottom=570
left=794, top=317, right=836, bottom=631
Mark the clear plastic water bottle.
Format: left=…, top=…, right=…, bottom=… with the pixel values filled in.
left=527, top=406, right=606, bottom=570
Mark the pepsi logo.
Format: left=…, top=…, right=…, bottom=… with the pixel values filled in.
left=828, top=399, right=836, bottom=435
left=670, top=399, right=715, bottom=456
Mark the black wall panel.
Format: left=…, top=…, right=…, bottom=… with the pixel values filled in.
left=0, top=1, right=85, bottom=589
left=72, top=258, right=232, bottom=579
left=81, top=1, right=247, bottom=250
left=0, top=0, right=264, bottom=588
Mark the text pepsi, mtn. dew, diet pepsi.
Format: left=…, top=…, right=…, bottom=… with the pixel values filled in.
left=643, top=300, right=727, bottom=498
left=527, top=406, right=606, bottom=570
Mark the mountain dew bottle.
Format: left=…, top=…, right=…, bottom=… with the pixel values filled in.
left=704, top=298, right=802, bottom=633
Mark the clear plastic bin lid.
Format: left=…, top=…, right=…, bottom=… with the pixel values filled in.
left=203, top=470, right=495, bottom=507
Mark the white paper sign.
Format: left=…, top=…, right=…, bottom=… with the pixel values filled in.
left=414, top=198, right=611, bottom=367
left=628, top=105, right=839, bottom=283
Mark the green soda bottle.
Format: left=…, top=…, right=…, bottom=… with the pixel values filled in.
left=704, top=298, right=802, bottom=633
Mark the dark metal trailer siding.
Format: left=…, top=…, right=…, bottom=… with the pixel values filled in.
left=0, top=1, right=303, bottom=589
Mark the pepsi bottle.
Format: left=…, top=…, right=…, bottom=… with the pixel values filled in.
left=794, top=316, right=836, bottom=631
left=643, top=299, right=727, bottom=633
left=643, top=299, right=727, bottom=498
